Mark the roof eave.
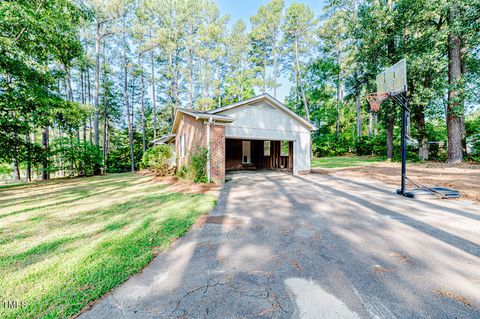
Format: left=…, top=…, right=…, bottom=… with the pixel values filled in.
left=208, top=93, right=317, bottom=131
left=171, top=109, right=234, bottom=134
left=151, top=133, right=176, bottom=145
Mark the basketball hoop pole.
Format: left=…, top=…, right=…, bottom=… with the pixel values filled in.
left=391, top=93, right=409, bottom=196
left=373, top=58, right=409, bottom=196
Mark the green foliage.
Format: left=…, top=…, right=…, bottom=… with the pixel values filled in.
left=355, top=136, right=387, bottom=157
left=2, top=0, right=479, bottom=186
left=106, top=129, right=144, bottom=174
left=249, top=0, right=284, bottom=93
left=0, top=173, right=215, bottom=319
left=178, top=147, right=208, bottom=183
left=466, top=112, right=480, bottom=161
left=0, top=0, right=86, bottom=167
left=176, top=165, right=188, bottom=179
left=290, top=0, right=480, bottom=164
left=312, top=135, right=348, bottom=157
left=428, top=143, right=448, bottom=162
left=50, top=137, right=103, bottom=176
left=312, top=155, right=386, bottom=169
left=186, top=146, right=209, bottom=183
left=141, top=145, right=174, bottom=176
left=0, top=163, right=11, bottom=179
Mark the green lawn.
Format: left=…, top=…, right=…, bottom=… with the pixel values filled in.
left=0, top=173, right=216, bottom=319
left=311, top=155, right=387, bottom=168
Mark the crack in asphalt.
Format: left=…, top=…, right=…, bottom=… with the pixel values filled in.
left=168, top=274, right=288, bottom=318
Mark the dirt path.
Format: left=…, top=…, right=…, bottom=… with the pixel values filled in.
left=313, top=162, right=480, bottom=203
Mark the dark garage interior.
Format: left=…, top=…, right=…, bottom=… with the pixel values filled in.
left=225, top=138, right=293, bottom=172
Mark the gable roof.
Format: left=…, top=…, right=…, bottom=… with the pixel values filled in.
left=176, top=108, right=234, bottom=122
left=206, top=93, right=317, bottom=131
left=170, top=108, right=234, bottom=134
left=158, top=94, right=316, bottom=145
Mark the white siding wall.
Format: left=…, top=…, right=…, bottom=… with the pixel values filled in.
left=219, top=101, right=311, bottom=174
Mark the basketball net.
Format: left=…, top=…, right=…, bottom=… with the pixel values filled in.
left=367, top=93, right=390, bottom=112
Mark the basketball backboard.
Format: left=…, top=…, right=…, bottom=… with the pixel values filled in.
left=376, top=59, right=407, bottom=96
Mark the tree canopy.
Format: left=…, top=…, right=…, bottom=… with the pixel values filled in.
left=1, top=0, right=479, bottom=182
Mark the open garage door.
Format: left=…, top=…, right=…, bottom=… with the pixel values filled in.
left=226, top=139, right=294, bottom=173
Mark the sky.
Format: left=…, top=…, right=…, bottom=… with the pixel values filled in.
left=216, top=0, right=325, bottom=102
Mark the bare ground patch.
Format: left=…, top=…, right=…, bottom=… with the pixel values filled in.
left=138, top=169, right=220, bottom=195
left=313, top=161, right=480, bottom=203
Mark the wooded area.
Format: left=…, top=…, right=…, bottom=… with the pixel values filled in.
left=1, top=0, right=479, bottom=183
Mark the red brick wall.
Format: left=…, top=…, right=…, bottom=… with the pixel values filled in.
left=209, top=124, right=225, bottom=183
left=175, top=113, right=225, bottom=183
left=175, top=113, right=206, bottom=168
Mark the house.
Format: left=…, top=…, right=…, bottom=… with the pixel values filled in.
left=154, top=93, right=317, bottom=183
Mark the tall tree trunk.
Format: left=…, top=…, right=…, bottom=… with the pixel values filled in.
left=174, top=60, right=179, bottom=110
left=66, top=66, right=73, bottom=101
left=76, top=127, right=83, bottom=175
left=336, top=49, right=344, bottom=139
left=81, top=68, right=85, bottom=105
left=103, top=54, right=108, bottom=174
left=131, top=78, right=135, bottom=129
left=42, top=126, right=49, bottom=180
left=81, top=69, right=87, bottom=142
left=294, top=37, right=309, bottom=120
left=168, top=53, right=175, bottom=117
left=368, top=112, right=373, bottom=137
left=262, top=53, right=267, bottom=94
left=123, top=29, right=135, bottom=173
left=356, top=94, right=362, bottom=138
left=25, top=134, right=31, bottom=182
left=105, top=123, right=109, bottom=160
left=12, top=159, right=20, bottom=180
left=12, top=128, right=21, bottom=180
left=384, top=0, right=395, bottom=159
left=86, top=65, right=93, bottom=144
left=419, top=137, right=429, bottom=161
left=446, top=3, right=464, bottom=164
left=151, top=50, right=157, bottom=141
left=336, top=79, right=342, bottom=139
left=415, top=105, right=429, bottom=160
left=217, top=66, right=222, bottom=108
left=386, top=116, right=394, bottom=160
left=189, top=49, right=194, bottom=108
left=94, top=21, right=101, bottom=147
left=69, top=137, right=74, bottom=177
left=273, top=46, right=277, bottom=98
left=204, top=58, right=209, bottom=99
left=141, top=74, right=146, bottom=152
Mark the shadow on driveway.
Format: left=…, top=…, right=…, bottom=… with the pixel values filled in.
left=79, top=171, right=480, bottom=318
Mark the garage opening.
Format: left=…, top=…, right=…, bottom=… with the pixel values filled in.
left=225, top=139, right=293, bottom=172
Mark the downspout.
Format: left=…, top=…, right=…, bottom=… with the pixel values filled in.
left=206, top=117, right=212, bottom=183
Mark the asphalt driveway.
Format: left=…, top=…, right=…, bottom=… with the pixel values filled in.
left=80, top=171, right=480, bottom=318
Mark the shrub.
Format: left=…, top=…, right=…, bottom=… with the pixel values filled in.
left=141, top=145, right=175, bottom=176
left=355, top=136, right=373, bottom=156
left=428, top=142, right=447, bottom=161
left=312, top=135, right=350, bottom=157
left=176, top=165, right=187, bottom=178
left=467, top=133, right=480, bottom=163
left=355, top=135, right=386, bottom=156
left=175, top=147, right=209, bottom=183
left=187, top=146, right=208, bottom=183
left=470, top=133, right=480, bottom=154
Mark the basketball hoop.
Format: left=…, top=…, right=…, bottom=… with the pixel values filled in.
left=367, top=92, right=390, bottom=112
